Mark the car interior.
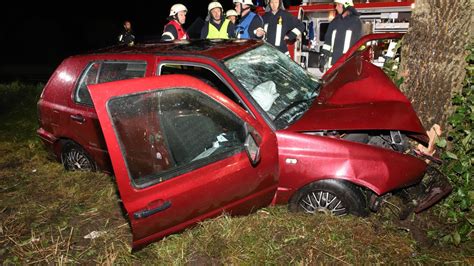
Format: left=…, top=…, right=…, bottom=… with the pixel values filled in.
left=159, top=64, right=244, bottom=108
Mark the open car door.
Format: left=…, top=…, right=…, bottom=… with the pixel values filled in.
left=88, top=75, right=279, bottom=249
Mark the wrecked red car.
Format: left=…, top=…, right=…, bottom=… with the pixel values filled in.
left=38, top=34, right=450, bottom=249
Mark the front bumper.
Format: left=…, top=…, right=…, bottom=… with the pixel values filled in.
left=413, top=165, right=452, bottom=213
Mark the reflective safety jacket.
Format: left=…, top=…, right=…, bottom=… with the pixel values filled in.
left=200, top=19, right=235, bottom=39
left=161, top=20, right=189, bottom=41
left=322, top=11, right=362, bottom=67
left=235, top=12, right=264, bottom=40
left=263, top=9, right=305, bottom=54
left=118, top=30, right=135, bottom=46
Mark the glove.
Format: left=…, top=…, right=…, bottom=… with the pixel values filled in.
left=319, top=49, right=331, bottom=72
left=318, top=55, right=326, bottom=72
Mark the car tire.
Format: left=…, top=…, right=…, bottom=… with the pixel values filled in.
left=60, top=141, right=97, bottom=171
left=289, top=179, right=368, bottom=216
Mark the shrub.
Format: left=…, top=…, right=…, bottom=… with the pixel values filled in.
left=436, top=42, right=474, bottom=245
left=0, top=81, right=43, bottom=114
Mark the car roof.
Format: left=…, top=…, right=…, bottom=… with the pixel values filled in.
left=83, top=39, right=263, bottom=61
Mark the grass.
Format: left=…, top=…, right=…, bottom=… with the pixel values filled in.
left=0, top=82, right=473, bottom=264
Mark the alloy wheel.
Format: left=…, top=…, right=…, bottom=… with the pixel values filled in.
left=299, top=191, right=347, bottom=215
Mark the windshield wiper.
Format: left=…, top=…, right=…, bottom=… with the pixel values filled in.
left=274, top=97, right=315, bottom=122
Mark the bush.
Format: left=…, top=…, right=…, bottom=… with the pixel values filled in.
left=437, top=42, right=474, bottom=245
left=0, top=81, right=44, bottom=114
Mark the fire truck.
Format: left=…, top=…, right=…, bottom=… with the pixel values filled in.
left=258, top=0, right=415, bottom=77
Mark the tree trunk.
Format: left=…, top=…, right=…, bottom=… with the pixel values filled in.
left=399, top=0, right=471, bottom=130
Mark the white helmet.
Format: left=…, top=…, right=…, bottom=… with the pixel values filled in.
left=334, top=0, right=354, bottom=8
left=208, top=2, right=223, bottom=12
left=233, top=0, right=254, bottom=6
left=169, top=3, right=188, bottom=17
left=226, top=9, right=238, bottom=17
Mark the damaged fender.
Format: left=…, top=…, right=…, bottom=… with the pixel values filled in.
left=274, top=131, right=427, bottom=204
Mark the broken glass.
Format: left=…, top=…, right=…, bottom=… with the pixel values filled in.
left=224, top=44, right=320, bottom=129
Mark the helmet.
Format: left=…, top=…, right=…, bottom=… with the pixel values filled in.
left=208, top=2, right=223, bottom=12
left=169, top=3, right=188, bottom=17
left=226, top=9, right=238, bottom=17
left=233, top=0, right=254, bottom=6
left=334, top=0, right=354, bottom=8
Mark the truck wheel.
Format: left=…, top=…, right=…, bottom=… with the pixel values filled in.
left=289, top=179, right=368, bottom=216
left=61, top=141, right=96, bottom=171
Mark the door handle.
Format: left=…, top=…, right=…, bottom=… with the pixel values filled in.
left=133, top=201, right=172, bottom=219
left=70, top=114, right=85, bottom=123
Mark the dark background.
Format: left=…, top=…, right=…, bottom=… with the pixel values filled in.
left=1, top=0, right=300, bottom=81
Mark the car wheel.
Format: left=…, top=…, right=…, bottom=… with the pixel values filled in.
left=289, top=179, right=368, bottom=216
left=61, top=141, right=96, bottom=171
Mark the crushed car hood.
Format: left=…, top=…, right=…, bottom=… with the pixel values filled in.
left=287, top=101, right=426, bottom=134
left=287, top=60, right=426, bottom=135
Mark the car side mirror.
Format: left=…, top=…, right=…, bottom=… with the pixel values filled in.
left=244, top=123, right=261, bottom=166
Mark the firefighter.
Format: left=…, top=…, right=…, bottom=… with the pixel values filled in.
left=320, top=0, right=362, bottom=70
left=233, top=0, right=265, bottom=40
left=201, top=1, right=236, bottom=39
left=161, top=3, right=189, bottom=41
left=262, top=0, right=305, bottom=55
left=226, top=9, right=238, bottom=25
left=118, top=20, right=135, bottom=46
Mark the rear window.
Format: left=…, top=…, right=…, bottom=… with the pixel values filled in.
left=75, top=61, right=147, bottom=105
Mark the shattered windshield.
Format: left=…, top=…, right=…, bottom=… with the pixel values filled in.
left=224, top=44, right=320, bottom=129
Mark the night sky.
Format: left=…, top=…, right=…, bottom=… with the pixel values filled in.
left=1, top=0, right=300, bottom=81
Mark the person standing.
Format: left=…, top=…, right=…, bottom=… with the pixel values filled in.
left=226, top=9, right=238, bottom=25
left=118, top=20, right=135, bottom=46
left=201, top=1, right=235, bottom=39
left=320, top=0, right=362, bottom=70
left=233, top=0, right=265, bottom=40
left=161, top=3, right=189, bottom=41
left=262, top=0, right=304, bottom=55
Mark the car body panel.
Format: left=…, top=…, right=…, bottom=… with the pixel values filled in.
left=38, top=54, right=158, bottom=172
left=272, top=131, right=427, bottom=204
left=288, top=101, right=425, bottom=134
left=95, top=39, right=262, bottom=60
left=288, top=60, right=425, bottom=134
left=88, top=75, right=279, bottom=249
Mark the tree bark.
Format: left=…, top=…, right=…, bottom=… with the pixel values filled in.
left=399, top=0, right=471, bottom=130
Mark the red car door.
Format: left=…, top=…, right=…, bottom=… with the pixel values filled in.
left=88, top=75, right=279, bottom=249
